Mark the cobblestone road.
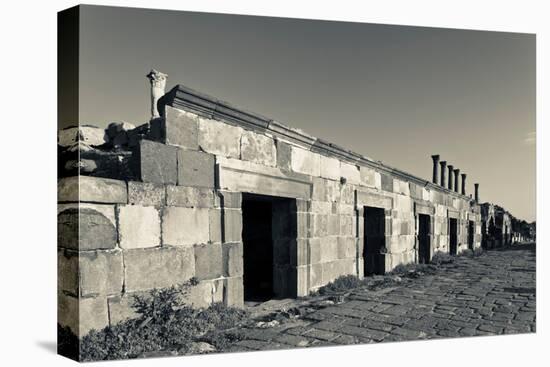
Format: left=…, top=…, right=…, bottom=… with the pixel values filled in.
left=228, top=244, right=536, bottom=352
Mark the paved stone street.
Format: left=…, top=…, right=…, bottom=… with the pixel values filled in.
left=227, top=244, right=536, bottom=352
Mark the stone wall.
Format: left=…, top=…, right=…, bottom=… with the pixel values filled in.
left=480, top=203, right=515, bottom=248
left=58, top=84, right=483, bottom=337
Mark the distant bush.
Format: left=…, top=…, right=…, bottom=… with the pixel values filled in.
left=72, top=279, right=248, bottom=361
left=431, top=251, right=454, bottom=265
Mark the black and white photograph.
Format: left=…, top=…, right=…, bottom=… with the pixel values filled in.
left=1, top=1, right=547, bottom=366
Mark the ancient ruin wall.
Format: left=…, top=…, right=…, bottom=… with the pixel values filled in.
left=57, top=84, right=482, bottom=337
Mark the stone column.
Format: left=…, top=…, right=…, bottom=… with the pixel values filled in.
left=461, top=173, right=467, bottom=195
left=474, top=183, right=479, bottom=203
left=454, top=168, right=460, bottom=193
left=440, top=161, right=447, bottom=187
left=146, top=69, right=168, bottom=119
left=447, top=165, right=454, bottom=191
left=431, top=155, right=440, bottom=184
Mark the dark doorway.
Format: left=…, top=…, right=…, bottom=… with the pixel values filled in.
left=418, top=214, right=431, bottom=264
left=468, top=221, right=475, bottom=250
left=481, top=222, right=487, bottom=249
left=449, top=218, right=458, bottom=255
left=241, top=193, right=297, bottom=302
left=364, top=206, right=386, bottom=275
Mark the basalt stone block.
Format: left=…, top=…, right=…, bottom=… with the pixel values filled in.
left=161, top=105, right=200, bottom=149
left=128, top=181, right=165, bottom=206
left=124, top=247, right=195, bottom=292
left=291, top=239, right=309, bottom=267
left=58, top=249, right=78, bottom=295
left=59, top=294, right=110, bottom=336
left=320, top=155, right=341, bottom=181
left=209, top=209, right=222, bottom=244
left=337, top=237, right=356, bottom=259
left=312, top=214, right=328, bottom=237
left=360, top=166, right=377, bottom=187
left=340, top=162, right=360, bottom=185
left=380, top=173, right=394, bottom=192
left=57, top=292, right=79, bottom=336
left=177, top=150, right=215, bottom=188
left=162, top=207, right=210, bottom=246
left=133, top=139, right=178, bottom=185
left=186, top=279, right=224, bottom=308
left=310, top=263, right=324, bottom=288
left=219, top=191, right=242, bottom=209
left=107, top=295, right=141, bottom=325
left=166, top=185, right=214, bottom=207
left=291, top=146, right=320, bottom=177
left=198, top=118, right=242, bottom=158
left=328, top=214, right=340, bottom=236
left=79, top=296, right=110, bottom=335
left=276, top=140, right=292, bottom=171
left=326, top=179, right=342, bottom=203
left=222, top=242, right=243, bottom=277
left=194, top=243, right=223, bottom=280
left=223, top=209, right=242, bottom=243
left=320, top=237, right=339, bottom=263
left=58, top=176, right=127, bottom=203
left=118, top=205, right=161, bottom=249
left=308, top=238, right=322, bottom=264
left=240, top=130, right=277, bottom=166
left=58, top=207, right=117, bottom=250
left=58, top=125, right=108, bottom=148
left=340, top=184, right=355, bottom=205
left=312, top=177, right=328, bottom=201
left=79, top=250, right=123, bottom=297
left=340, top=215, right=354, bottom=236
left=224, top=277, right=244, bottom=308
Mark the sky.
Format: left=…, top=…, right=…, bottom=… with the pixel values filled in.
left=73, top=5, right=536, bottom=222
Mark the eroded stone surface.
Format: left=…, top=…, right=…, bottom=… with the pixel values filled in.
left=177, top=150, right=215, bottom=188
left=163, top=105, right=199, bottom=149
left=198, top=118, right=242, bottom=158
left=240, top=131, right=276, bottom=166
left=135, top=139, right=178, bottom=184
left=124, top=247, right=195, bottom=292
left=118, top=205, right=160, bottom=249
left=291, top=146, right=320, bottom=177
left=128, top=181, right=165, bottom=206
left=79, top=250, right=124, bottom=297
left=320, top=155, right=340, bottom=181
left=166, top=186, right=214, bottom=207
left=58, top=176, right=127, bottom=204
left=58, top=207, right=117, bottom=250
left=194, top=243, right=223, bottom=280
left=162, top=207, right=210, bottom=246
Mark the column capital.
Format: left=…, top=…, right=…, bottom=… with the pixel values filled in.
left=146, top=69, right=168, bottom=119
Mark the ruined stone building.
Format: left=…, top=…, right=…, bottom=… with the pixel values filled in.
left=59, top=77, right=494, bottom=338
left=480, top=203, right=534, bottom=248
